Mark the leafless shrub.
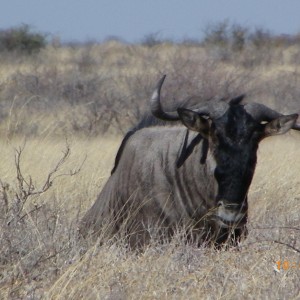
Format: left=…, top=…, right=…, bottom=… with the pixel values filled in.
left=0, top=33, right=300, bottom=138
left=76, top=45, right=97, bottom=73
left=0, top=142, right=85, bottom=298
left=289, top=47, right=300, bottom=65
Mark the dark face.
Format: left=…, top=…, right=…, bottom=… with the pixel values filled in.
left=210, top=105, right=264, bottom=228
left=177, top=102, right=297, bottom=231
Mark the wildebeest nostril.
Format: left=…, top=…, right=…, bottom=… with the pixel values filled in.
left=217, top=201, right=224, bottom=207
left=217, top=201, right=246, bottom=212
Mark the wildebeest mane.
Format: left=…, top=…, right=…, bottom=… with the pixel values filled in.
left=111, top=113, right=208, bottom=174
left=176, top=130, right=208, bottom=168
left=111, top=114, right=177, bottom=174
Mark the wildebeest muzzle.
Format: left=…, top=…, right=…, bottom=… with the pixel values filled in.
left=215, top=200, right=248, bottom=228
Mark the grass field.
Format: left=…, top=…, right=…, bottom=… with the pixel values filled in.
left=0, top=41, right=300, bottom=299
left=1, top=134, right=300, bottom=299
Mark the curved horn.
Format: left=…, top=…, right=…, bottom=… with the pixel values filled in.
left=150, top=75, right=180, bottom=121
left=150, top=75, right=233, bottom=121
left=245, top=102, right=300, bottom=131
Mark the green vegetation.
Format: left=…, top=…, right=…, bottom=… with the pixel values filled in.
left=0, top=24, right=47, bottom=54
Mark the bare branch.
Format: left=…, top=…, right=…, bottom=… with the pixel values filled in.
left=9, top=141, right=85, bottom=223
left=39, top=143, right=71, bottom=193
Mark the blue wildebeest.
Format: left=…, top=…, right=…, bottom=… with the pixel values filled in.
left=80, top=75, right=300, bottom=247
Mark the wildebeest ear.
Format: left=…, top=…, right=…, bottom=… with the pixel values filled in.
left=264, top=114, right=298, bottom=137
left=177, top=108, right=210, bottom=137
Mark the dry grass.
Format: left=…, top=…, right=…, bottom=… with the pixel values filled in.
left=0, top=136, right=121, bottom=299
left=0, top=41, right=300, bottom=138
left=0, top=133, right=299, bottom=299
left=0, top=42, right=300, bottom=299
left=47, top=134, right=300, bottom=300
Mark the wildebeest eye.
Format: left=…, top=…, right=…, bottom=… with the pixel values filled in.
left=214, top=167, right=226, bottom=181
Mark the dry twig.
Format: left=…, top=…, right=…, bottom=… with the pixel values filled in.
left=7, top=141, right=85, bottom=225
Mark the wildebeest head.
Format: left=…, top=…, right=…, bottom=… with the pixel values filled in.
left=151, top=75, right=299, bottom=231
